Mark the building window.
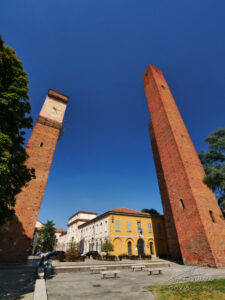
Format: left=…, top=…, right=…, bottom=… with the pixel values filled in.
left=150, top=242, right=154, bottom=254
left=137, top=221, right=141, bottom=231
left=127, top=221, right=131, bottom=232
left=209, top=210, right=216, bottom=223
left=128, top=241, right=132, bottom=256
left=100, top=223, right=102, bottom=233
left=40, top=142, right=44, bottom=147
left=148, top=222, right=152, bottom=233
left=105, top=221, right=107, bottom=232
left=137, top=221, right=142, bottom=234
left=116, top=220, right=120, bottom=231
left=157, top=223, right=161, bottom=233
left=180, top=198, right=185, bottom=209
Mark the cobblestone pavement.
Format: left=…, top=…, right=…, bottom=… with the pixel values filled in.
left=46, top=264, right=225, bottom=300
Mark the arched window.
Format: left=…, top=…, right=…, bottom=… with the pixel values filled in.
left=150, top=242, right=154, bottom=255
left=128, top=241, right=132, bottom=256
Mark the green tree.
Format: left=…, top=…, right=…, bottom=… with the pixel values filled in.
left=141, top=208, right=160, bottom=215
left=101, top=240, right=114, bottom=255
left=199, top=127, right=225, bottom=209
left=65, top=242, right=80, bottom=261
left=0, top=36, right=35, bottom=226
left=37, top=221, right=56, bottom=252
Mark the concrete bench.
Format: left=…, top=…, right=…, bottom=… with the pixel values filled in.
left=146, top=268, right=162, bottom=275
left=131, top=265, right=145, bottom=271
left=90, top=267, right=107, bottom=274
left=101, top=270, right=120, bottom=279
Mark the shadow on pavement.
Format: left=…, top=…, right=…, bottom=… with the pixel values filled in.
left=0, top=265, right=36, bottom=300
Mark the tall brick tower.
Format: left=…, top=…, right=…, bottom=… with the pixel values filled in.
left=143, top=65, right=225, bottom=267
left=0, top=89, right=69, bottom=262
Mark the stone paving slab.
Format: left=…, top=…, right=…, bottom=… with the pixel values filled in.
left=0, top=265, right=36, bottom=300
left=46, top=264, right=225, bottom=300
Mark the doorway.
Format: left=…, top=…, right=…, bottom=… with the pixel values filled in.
left=128, top=241, right=132, bottom=256
left=137, top=238, right=145, bottom=256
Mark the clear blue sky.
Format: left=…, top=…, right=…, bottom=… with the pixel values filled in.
left=1, top=1, right=225, bottom=230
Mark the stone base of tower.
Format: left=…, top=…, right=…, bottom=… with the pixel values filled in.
left=0, top=217, right=31, bottom=263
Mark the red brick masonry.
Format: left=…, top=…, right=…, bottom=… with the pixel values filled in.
left=143, top=65, right=225, bottom=267
left=0, top=90, right=69, bottom=262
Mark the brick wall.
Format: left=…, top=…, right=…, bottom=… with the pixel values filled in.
left=148, top=122, right=182, bottom=260
left=143, top=65, right=225, bottom=267
left=0, top=90, right=68, bottom=262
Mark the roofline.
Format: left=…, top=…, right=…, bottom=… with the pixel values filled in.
left=69, top=211, right=98, bottom=221
left=78, top=210, right=164, bottom=229
left=68, top=218, right=91, bottom=227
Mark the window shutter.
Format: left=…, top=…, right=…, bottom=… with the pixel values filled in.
left=116, top=220, right=120, bottom=231
left=148, top=222, right=152, bottom=233
left=127, top=221, right=131, bottom=232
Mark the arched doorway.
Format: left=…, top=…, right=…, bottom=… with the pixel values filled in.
left=137, top=239, right=144, bottom=256
left=128, top=241, right=132, bottom=256
left=150, top=241, right=154, bottom=255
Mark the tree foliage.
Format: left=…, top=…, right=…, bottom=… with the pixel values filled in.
left=199, top=127, right=225, bottom=209
left=0, top=36, right=35, bottom=226
left=65, top=242, right=80, bottom=261
left=141, top=208, right=160, bottom=215
left=101, top=240, right=114, bottom=254
left=37, top=220, right=56, bottom=252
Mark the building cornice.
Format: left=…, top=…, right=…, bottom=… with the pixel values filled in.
left=48, top=89, right=69, bottom=104
left=69, top=211, right=97, bottom=221
left=68, top=218, right=91, bottom=227
left=37, top=115, right=62, bottom=130
left=78, top=211, right=164, bottom=229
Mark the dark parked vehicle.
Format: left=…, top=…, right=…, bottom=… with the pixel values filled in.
left=46, top=251, right=65, bottom=259
left=82, top=251, right=99, bottom=258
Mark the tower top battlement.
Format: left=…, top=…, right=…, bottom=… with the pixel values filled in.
left=48, top=89, right=69, bottom=103
left=39, top=89, right=69, bottom=125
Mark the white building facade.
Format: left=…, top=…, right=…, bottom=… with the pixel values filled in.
left=56, top=211, right=97, bottom=251
left=78, top=214, right=110, bottom=253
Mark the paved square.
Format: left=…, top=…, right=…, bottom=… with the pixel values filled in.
left=46, top=265, right=225, bottom=300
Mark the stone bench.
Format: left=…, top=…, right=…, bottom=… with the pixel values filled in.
left=131, top=265, right=145, bottom=271
left=101, top=270, right=120, bottom=279
left=146, top=268, right=162, bottom=275
left=90, top=267, right=107, bottom=274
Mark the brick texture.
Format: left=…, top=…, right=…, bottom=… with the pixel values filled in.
left=148, top=122, right=182, bottom=260
left=0, top=90, right=68, bottom=262
left=143, top=65, right=225, bottom=267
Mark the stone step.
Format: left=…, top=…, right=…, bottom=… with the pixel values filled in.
left=54, top=262, right=170, bottom=273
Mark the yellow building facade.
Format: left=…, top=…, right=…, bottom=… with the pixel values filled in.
left=109, top=207, right=168, bottom=257
left=78, top=207, right=169, bottom=257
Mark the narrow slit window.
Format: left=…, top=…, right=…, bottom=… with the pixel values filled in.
left=40, top=142, right=44, bottom=147
left=180, top=198, right=185, bottom=209
left=209, top=210, right=216, bottom=223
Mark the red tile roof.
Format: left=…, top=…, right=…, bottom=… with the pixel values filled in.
left=55, top=228, right=64, bottom=233
left=109, top=207, right=150, bottom=216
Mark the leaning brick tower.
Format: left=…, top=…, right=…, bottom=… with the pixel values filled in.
left=0, top=89, right=69, bottom=262
left=143, top=65, right=225, bottom=267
